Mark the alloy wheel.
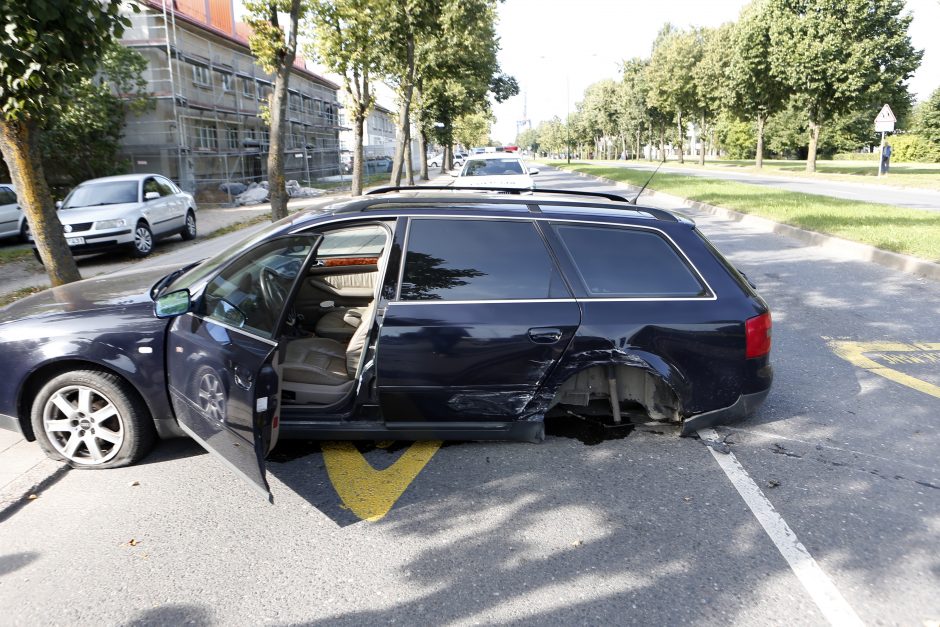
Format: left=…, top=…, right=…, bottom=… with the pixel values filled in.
left=42, top=384, right=125, bottom=465
left=134, top=225, right=153, bottom=254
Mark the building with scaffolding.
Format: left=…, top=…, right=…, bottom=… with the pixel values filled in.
left=118, top=0, right=345, bottom=197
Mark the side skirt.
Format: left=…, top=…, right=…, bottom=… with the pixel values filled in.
left=279, top=419, right=546, bottom=443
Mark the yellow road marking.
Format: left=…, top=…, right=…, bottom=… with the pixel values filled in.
left=827, top=340, right=940, bottom=400
left=321, top=440, right=443, bottom=521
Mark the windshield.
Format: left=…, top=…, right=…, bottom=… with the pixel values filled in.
left=461, top=159, right=525, bottom=177
left=63, top=181, right=139, bottom=209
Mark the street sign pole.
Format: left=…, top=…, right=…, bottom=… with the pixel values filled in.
left=874, top=104, right=896, bottom=178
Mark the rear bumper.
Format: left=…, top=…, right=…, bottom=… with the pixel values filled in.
left=680, top=388, right=770, bottom=436
left=0, top=412, right=23, bottom=436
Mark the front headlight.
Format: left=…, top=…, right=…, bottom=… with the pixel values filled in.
left=95, top=218, right=127, bottom=229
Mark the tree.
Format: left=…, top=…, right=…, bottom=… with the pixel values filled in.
left=693, top=25, right=733, bottom=165
left=913, top=87, right=940, bottom=147
left=767, top=0, right=923, bottom=172
left=41, top=42, right=151, bottom=187
left=725, top=1, right=789, bottom=168
left=245, top=0, right=308, bottom=220
left=418, top=0, right=515, bottom=173
left=311, top=0, right=388, bottom=196
left=453, top=111, right=493, bottom=150
left=579, top=80, right=620, bottom=159
left=0, top=0, right=132, bottom=286
left=618, top=58, right=649, bottom=160
left=647, top=25, right=701, bottom=164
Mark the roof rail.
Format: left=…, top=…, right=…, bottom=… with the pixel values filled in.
left=363, top=186, right=678, bottom=221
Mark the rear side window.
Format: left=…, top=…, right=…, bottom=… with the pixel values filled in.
left=0, top=188, right=16, bottom=205
left=400, top=218, right=569, bottom=301
left=552, top=224, right=707, bottom=297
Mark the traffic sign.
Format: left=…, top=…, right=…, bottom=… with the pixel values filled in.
left=875, top=104, right=896, bottom=132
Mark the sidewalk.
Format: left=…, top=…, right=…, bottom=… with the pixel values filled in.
left=0, top=170, right=450, bottom=520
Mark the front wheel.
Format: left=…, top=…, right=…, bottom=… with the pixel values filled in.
left=130, top=221, right=153, bottom=258
left=19, top=220, right=29, bottom=244
left=30, top=370, right=155, bottom=468
left=180, top=210, right=197, bottom=241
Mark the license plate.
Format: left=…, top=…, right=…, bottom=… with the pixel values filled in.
left=66, top=237, right=85, bottom=246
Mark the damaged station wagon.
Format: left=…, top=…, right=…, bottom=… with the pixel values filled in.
left=0, top=187, right=772, bottom=499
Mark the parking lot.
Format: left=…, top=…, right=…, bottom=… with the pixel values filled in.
left=0, top=169, right=937, bottom=625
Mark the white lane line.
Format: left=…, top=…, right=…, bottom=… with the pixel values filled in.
left=698, top=428, right=864, bottom=627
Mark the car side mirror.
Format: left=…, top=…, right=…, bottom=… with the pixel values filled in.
left=145, top=191, right=160, bottom=201
left=55, top=200, right=63, bottom=209
left=449, top=171, right=459, bottom=177
left=154, top=289, right=191, bottom=318
left=529, top=167, right=540, bottom=175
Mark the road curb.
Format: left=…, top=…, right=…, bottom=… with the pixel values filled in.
left=561, top=167, right=940, bottom=282
left=0, top=458, right=69, bottom=523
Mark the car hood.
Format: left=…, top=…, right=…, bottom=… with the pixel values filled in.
left=454, top=176, right=534, bottom=189
left=58, top=203, right=141, bottom=224
left=0, top=264, right=177, bottom=325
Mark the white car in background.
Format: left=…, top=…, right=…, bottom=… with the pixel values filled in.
left=451, top=154, right=539, bottom=189
left=0, top=184, right=28, bottom=242
left=427, top=153, right=465, bottom=168
left=53, top=174, right=197, bottom=258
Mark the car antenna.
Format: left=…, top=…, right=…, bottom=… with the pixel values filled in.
left=630, top=157, right=667, bottom=205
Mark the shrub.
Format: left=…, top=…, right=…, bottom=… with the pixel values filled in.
left=888, top=134, right=940, bottom=163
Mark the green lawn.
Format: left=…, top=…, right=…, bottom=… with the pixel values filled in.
left=550, top=161, right=940, bottom=262
left=598, top=158, right=940, bottom=191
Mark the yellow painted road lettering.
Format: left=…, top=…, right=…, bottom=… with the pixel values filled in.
left=827, top=340, right=940, bottom=400
left=321, top=440, right=443, bottom=521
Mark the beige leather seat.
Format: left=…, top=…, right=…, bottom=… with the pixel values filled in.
left=315, top=306, right=367, bottom=341
left=281, top=302, right=374, bottom=405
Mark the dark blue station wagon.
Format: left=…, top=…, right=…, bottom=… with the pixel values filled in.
left=0, top=188, right=772, bottom=499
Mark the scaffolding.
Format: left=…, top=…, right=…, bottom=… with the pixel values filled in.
left=118, top=1, right=347, bottom=199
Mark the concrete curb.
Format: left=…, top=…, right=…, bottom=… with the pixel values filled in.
left=0, top=459, right=69, bottom=523
left=561, top=167, right=940, bottom=282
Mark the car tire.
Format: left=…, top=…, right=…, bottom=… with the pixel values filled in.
left=18, top=220, right=29, bottom=244
left=30, top=369, right=155, bottom=469
left=130, top=221, right=154, bottom=258
left=180, top=210, right=197, bottom=241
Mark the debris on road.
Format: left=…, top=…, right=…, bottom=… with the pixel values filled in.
left=129, top=481, right=140, bottom=487
left=767, top=478, right=781, bottom=488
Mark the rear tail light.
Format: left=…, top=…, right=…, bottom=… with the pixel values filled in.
left=745, top=312, right=772, bottom=358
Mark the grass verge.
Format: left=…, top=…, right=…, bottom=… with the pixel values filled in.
left=0, top=286, right=45, bottom=309
left=0, top=248, right=33, bottom=267
left=551, top=161, right=940, bottom=262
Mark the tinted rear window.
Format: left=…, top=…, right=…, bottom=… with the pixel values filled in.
left=553, top=224, right=706, bottom=297
left=401, top=218, right=569, bottom=301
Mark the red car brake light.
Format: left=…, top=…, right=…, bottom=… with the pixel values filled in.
left=745, top=312, right=772, bottom=358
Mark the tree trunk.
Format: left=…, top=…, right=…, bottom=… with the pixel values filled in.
left=442, top=144, right=451, bottom=174
left=0, top=119, right=81, bottom=286
left=403, top=122, right=414, bottom=185
left=676, top=112, right=684, bottom=164
left=635, top=128, right=641, bottom=161
left=390, top=35, right=415, bottom=186
left=351, top=111, right=366, bottom=196
left=755, top=114, right=765, bottom=169
left=266, top=0, right=301, bottom=221
left=418, top=127, right=429, bottom=181
left=806, top=121, right=820, bottom=172
left=698, top=113, right=706, bottom=166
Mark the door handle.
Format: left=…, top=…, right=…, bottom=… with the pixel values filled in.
left=527, top=327, right=563, bottom=344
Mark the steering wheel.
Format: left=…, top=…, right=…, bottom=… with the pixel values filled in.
left=259, top=267, right=288, bottom=312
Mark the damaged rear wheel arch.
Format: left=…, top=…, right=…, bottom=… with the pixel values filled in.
left=547, top=364, right=682, bottom=424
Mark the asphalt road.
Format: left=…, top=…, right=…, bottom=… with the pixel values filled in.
left=597, top=160, right=940, bottom=211
left=0, top=171, right=937, bottom=625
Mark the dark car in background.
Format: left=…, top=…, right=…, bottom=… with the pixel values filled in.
left=0, top=187, right=772, bottom=500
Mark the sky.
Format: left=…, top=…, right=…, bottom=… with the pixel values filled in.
left=490, top=0, right=940, bottom=144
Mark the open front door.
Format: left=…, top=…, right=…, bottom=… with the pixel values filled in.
left=165, top=235, right=320, bottom=500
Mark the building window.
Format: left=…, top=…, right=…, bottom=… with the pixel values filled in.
left=289, top=92, right=302, bottom=113
left=195, top=124, right=217, bottom=150
left=220, top=73, right=232, bottom=92
left=224, top=125, right=239, bottom=149
left=192, top=65, right=210, bottom=87
left=242, top=78, right=255, bottom=98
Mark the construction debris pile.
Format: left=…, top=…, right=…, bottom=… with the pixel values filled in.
left=222, top=180, right=326, bottom=206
